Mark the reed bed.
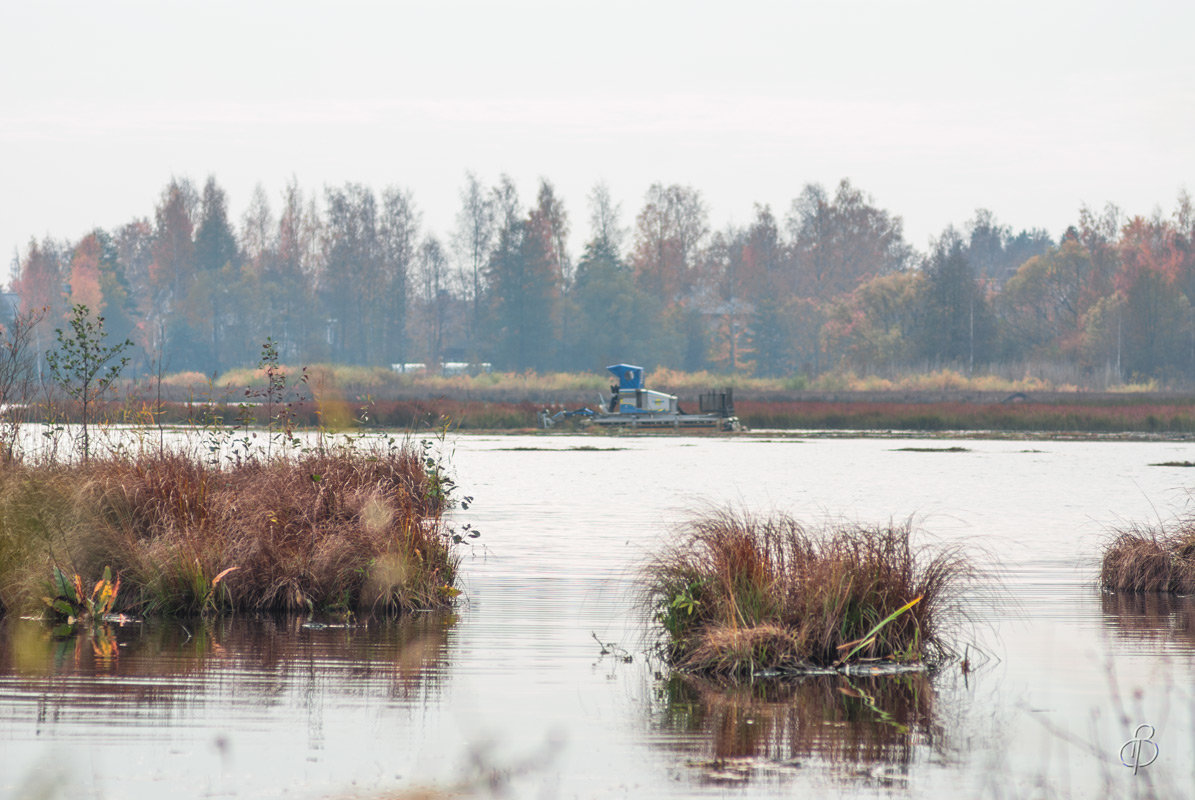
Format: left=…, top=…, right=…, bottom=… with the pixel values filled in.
left=1100, top=521, right=1195, bottom=593
left=210, top=364, right=608, bottom=398
left=83, top=364, right=1195, bottom=434
left=140, top=397, right=1195, bottom=434
left=99, top=398, right=540, bottom=432
left=643, top=511, right=970, bottom=680
left=164, top=365, right=1106, bottom=405
left=737, top=400, right=1195, bottom=433
left=0, top=442, right=463, bottom=617
left=121, top=397, right=1195, bottom=434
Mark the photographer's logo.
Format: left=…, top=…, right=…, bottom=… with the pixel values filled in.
left=1120, top=724, right=1159, bottom=775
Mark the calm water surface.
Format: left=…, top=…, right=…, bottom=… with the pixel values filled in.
left=4, top=433, right=1195, bottom=798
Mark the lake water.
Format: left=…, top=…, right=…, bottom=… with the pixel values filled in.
left=4, top=432, right=1195, bottom=798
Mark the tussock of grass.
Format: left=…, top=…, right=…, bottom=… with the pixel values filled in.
left=0, top=443, right=461, bottom=617
left=1101, top=522, right=1195, bottom=593
left=643, top=510, right=970, bottom=680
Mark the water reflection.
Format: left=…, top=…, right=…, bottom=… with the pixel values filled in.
left=1101, top=591, right=1195, bottom=645
left=0, top=612, right=456, bottom=706
left=654, top=672, right=940, bottom=786
left=8, top=435, right=1195, bottom=798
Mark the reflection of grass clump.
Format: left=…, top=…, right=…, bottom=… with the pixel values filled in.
left=643, top=511, right=969, bottom=680
left=0, top=613, right=455, bottom=696
left=658, top=672, right=936, bottom=773
left=1101, top=522, right=1195, bottom=593
left=0, top=444, right=463, bottom=617
left=1101, top=592, right=1195, bottom=643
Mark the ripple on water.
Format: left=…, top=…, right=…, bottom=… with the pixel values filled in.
left=4, top=435, right=1195, bottom=798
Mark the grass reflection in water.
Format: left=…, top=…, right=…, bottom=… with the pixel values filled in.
left=654, top=671, right=940, bottom=787
left=0, top=612, right=456, bottom=704
left=1101, top=591, right=1195, bottom=645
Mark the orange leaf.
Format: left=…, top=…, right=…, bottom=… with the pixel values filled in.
left=211, top=566, right=239, bottom=587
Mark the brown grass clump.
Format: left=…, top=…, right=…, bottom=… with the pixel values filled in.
left=643, top=511, right=970, bottom=680
left=1100, top=522, right=1195, bottom=593
left=0, top=441, right=464, bottom=617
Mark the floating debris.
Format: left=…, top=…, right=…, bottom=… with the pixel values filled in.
left=839, top=661, right=927, bottom=677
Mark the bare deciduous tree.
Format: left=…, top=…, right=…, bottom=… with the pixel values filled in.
left=0, top=307, right=46, bottom=462
left=452, top=172, right=495, bottom=362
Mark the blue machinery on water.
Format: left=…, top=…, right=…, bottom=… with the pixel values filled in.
left=538, top=363, right=742, bottom=431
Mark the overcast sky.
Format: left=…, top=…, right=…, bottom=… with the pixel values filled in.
left=3, top=0, right=1192, bottom=278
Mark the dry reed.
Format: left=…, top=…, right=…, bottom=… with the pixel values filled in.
left=1100, top=521, right=1195, bottom=593
left=0, top=442, right=462, bottom=617
left=643, top=510, right=970, bottom=679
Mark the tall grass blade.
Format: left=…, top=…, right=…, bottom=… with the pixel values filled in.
left=835, top=595, right=922, bottom=665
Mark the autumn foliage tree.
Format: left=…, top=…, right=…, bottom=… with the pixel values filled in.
left=1113, top=216, right=1190, bottom=379
left=11, top=237, right=67, bottom=367
left=12, top=173, right=1195, bottom=388
left=1000, top=231, right=1100, bottom=361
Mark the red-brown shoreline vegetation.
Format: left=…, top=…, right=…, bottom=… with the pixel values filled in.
left=41, top=389, right=1195, bottom=435
left=0, top=441, right=464, bottom=619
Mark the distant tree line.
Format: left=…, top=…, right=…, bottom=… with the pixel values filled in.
left=10, top=174, right=1195, bottom=386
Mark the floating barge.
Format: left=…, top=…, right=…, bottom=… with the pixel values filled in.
left=539, top=364, right=742, bottom=431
